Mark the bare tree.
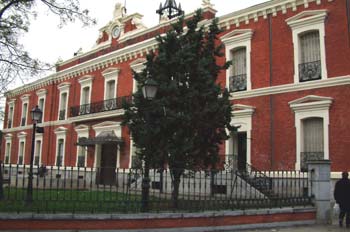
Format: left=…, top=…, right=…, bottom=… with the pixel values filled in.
left=0, top=0, right=96, bottom=97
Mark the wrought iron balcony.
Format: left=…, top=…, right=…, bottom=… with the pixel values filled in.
left=34, top=156, right=40, bottom=166
left=18, top=156, right=23, bottom=165
left=229, top=74, right=247, bottom=92
left=300, top=151, right=324, bottom=171
left=77, top=156, right=85, bottom=167
left=59, top=110, right=66, bottom=120
left=7, top=120, right=12, bottom=129
left=21, top=117, right=26, bottom=126
left=70, top=96, right=132, bottom=117
left=56, top=156, right=63, bottom=167
left=299, top=60, right=321, bottom=82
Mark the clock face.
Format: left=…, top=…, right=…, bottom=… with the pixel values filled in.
left=112, top=26, right=121, bottom=38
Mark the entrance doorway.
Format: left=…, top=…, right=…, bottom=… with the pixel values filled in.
left=98, top=143, right=117, bottom=185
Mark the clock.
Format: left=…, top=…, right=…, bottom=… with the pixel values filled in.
left=112, top=26, right=121, bottom=39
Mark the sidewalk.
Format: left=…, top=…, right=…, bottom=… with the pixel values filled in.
left=237, top=223, right=345, bottom=232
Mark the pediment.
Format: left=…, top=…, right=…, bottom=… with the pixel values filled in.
left=232, top=104, right=255, bottom=111
left=286, top=10, right=327, bottom=27
left=17, top=131, right=27, bottom=138
left=288, top=95, right=333, bottom=105
left=78, top=75, right=94, bottom=83
left=130, top=58, right=146, bottom=67
left=93, top=121, right=120, bottom=128
left=221, top=29, right=253, bottom=44
left=102, top=67, right=120, bottom=78
left=54, top=126, right=68, bottom=134
left=75, top=124, right=89, bottom=131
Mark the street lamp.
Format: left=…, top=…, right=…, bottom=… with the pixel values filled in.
left=141, top=77, right=158, bottom=212
left=26, top=105, right=42, bottom=203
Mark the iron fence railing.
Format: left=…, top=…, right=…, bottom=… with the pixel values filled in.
left=0, top=163, right=312, bottom=214
left=59, top=110, right=66, bottom=120
left=299, top=60, right=321, bottom=82
left=229, top=74, right=247, bottom=92
left=70, top=96, right=132, bottom=117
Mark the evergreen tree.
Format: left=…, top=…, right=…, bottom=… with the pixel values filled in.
left=123, top=10, right=234, bottom=208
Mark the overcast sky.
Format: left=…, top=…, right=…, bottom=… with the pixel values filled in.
left=21, top=0, right=267, bottom=68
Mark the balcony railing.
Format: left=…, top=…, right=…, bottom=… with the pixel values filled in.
left=229, top=74, right=247, bottom=92
left=59, top=110, right=66, bottom=120
left=7, top=120, right=12, bottom=129
left=77, top=156, right=85, bottom=167
left=300, top=151, right=324, bottom=171
left=299, top=60, right=321, bottom=82
left=21, top=117, right=26, bottom=126
left=70, top=96, right=132, bottom=117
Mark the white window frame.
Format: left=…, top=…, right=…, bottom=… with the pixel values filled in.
left=289, top=95, right=333, bottom=170
left=102, top=68, right=120, bottom=100
left=7, top=99, right=16, bottom=128
left=20, top=94, right=30, bottom=126
left=130, top=58, right=147, bottom=94
left=34, top=134, right=43, bottom=166
left=17, top=132, right=27, bottom=165
left=78, top=76, right=93, bottom=105
left=225, top=104, right=255, bottom=167
left=36, top=89, right=47, bottom=123
left=57, top=83, right=71, bottom=120
left=54, top=127, right=68, bottom=167
left=286, top=10, right=328, bottom=83
left=4, top=134, right=13, bottom=164
left=75, top=125, right=89, bottom=167
left=221, top=29, right=253, bottom=92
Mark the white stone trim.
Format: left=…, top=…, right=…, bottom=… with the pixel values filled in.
left=102, top=68, right=120, bottom=100
left=221, top=29, right=253, bottom=91
left=231, top=75, right=350, bottom=100
left=75, top=125, right=89, bottom=167
left=93, top=121, right=122, bottom=168
left=54, top=127, right=68, bottom=167
left=225, top=104, right=255, bottom=166
left=286, top=10, right=328, bottom=83
left=289, top=95, right=333, bottom=170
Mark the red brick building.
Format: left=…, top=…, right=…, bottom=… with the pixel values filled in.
left=1, top=0, right=349, bottom=181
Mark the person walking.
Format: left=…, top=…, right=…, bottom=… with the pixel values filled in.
left=334, top=171, right=350, bottom=228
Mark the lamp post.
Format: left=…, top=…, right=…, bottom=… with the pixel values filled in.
left=26, top=105, right=42, bottom=203
left=141, top=77, right=158, bottom=212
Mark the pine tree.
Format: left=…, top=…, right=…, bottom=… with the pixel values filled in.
left=123, top=10, right=234, bottom=209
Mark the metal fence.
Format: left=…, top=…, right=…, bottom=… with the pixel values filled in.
left=0, top=163, right=312, bottom=214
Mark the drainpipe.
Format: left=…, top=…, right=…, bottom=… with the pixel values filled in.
left=268, top=14, right=275, bottom=169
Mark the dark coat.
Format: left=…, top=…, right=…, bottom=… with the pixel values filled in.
left=334, top=178, right=350, bottom=211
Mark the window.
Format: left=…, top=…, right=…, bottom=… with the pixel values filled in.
left=102, top=68, right=119, bottom=100
left=289, top=95, right=332, bottom=170
left=286, top=10, right=328, bottom=83
left=54, top=127, right=68, bottom=167
left=56, top=139, right=64, bottom=167
left=221, top=29, right=253, bottom=92
left=106, top=80, right=116, bottom=100
left=34, top=140, right=42, bottom=166
left=18, top=141, right=25, bottom=165
left=130, top=58, right=147, bottom=93
left=300, top=118, right=324, bottom=170
left=8, top=106, right=14, bottom=128
left=59, top=92, right=67, bottom=120
left=299, top=31, right=321, bottom=82
left=4, top=142, right=11, bottom=164
left=77, top=142, right=87, bottom=167
left=57, top=83, right=70, bottom=120
left=78, top=76, right=93, bottom=116
left=230, top=47, right=247, bottom=92
left=38, top=98, right=45, bottom=123
left=75, top=125, right=89, bottom=168
left=36, top=89, right=47, bottom=123
left=21, top=103, right=28, bottom=126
